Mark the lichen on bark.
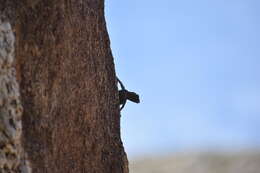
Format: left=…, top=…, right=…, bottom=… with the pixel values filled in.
left=0, top=17, right=31, bottom=173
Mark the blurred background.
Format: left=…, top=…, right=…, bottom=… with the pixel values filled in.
left=105, top=0, right=260, bottom=172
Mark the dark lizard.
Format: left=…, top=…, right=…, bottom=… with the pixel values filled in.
left=117, top=77, right=140, bottom=110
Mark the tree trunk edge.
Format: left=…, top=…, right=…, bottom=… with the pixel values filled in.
left=0, top=16, right=32, bottom=173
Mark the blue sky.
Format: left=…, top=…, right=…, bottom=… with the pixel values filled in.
left=105, top=0, right=260, bottom=157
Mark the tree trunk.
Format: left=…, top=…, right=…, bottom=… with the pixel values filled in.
left=0, top=1, right=128, bottom=173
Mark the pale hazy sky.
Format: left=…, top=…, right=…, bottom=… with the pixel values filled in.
left=105, top=0, right=260, bottom=157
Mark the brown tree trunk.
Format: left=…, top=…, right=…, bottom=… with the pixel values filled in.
left=1, top=0, right=128, bottom=173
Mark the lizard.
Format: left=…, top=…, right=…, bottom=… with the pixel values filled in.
left=117, top=77, right=140, bottom=110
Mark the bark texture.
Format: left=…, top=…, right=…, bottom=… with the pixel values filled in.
left=1, top=0, right=128, bottom=172
left=0, top=18, right=31, bottom=173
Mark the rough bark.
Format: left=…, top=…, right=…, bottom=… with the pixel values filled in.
left=1, top=0, right=128, bottom=173
left=0, top=18, right=31, bottom=173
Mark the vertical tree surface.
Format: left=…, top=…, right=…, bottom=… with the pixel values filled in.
left=0, top=17, right=31, bottom=173
left=1, top=0, right=128, bottom=172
